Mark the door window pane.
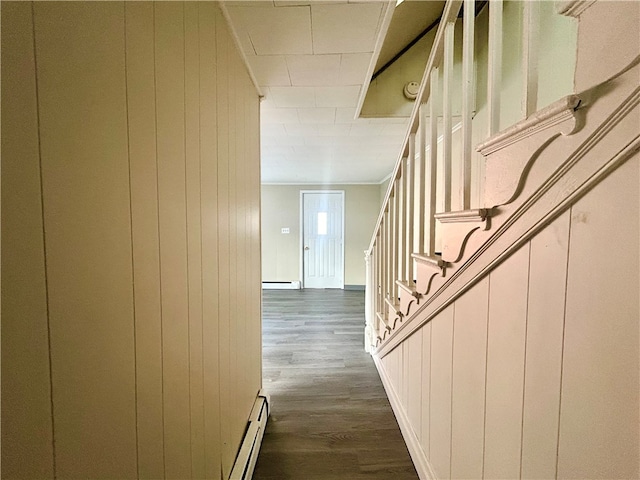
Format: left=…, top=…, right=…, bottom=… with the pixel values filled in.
left=318, top=212, right=327, bottom=235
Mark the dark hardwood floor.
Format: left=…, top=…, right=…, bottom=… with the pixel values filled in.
left=253, top=289, right=419, bottom=480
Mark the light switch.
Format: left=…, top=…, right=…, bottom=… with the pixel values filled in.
left=281, top=227, right=290, bottom=234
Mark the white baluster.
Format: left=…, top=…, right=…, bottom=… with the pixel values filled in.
left=442, top=21, right=454, bottom=212
left=392, top=180, right=400, bottom=301
left=406, top=135, right=415, bottom=284
left=461, top=0, right=475, bottom=210
left=522, top=0, right=540, bottom=118
left=399, top=160, right=406, bottom=283
left=488, top=0, right=503, bottom=135
left=416, top=105, right=427, bottom=255
left=429, top=67, right=439, bottom=256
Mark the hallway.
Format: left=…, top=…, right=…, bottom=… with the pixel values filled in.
left=253, top=289, right=418, bottom=479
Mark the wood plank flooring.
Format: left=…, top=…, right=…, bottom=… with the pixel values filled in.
left=253, top=289, right=419, bottom=480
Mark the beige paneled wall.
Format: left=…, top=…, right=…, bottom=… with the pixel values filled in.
left=261, top=184, right=379, bottom=286
left=379, top=157, right=640, bottom=478
left=1, top=3, right=55, bottom=478
left=1, top=3, right=262, bottom=479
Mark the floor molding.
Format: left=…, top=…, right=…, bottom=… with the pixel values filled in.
left=262, top=281, right=301, bottom=290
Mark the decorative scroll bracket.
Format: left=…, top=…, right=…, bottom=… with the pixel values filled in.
left=412, top=254, right=446, bottom=297
left=478, top=95, right=581, bottom=208
left=384, top=296, right=404, bottom=330
left=396, top=280, right=421, bottom=317
left=435, top=209, right=491, bottom=263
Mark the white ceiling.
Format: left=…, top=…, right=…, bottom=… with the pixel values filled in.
left=224, top=0, right=409, bottom=184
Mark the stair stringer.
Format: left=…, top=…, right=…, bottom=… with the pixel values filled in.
left=372, top=59, right=640, bottom=351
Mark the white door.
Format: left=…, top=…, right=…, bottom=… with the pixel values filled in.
left=302, top=191, right=344, bottom=289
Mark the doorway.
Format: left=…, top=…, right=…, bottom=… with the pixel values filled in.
left=301, top=191, right=344, bottom=289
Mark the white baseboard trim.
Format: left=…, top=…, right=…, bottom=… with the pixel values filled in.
left=262, top=281, right=301, bottom=290
left=372, top=354, right=437, bottom=480
left=229, top=390, right=270, bottom=480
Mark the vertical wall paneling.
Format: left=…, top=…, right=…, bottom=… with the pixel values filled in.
left=558, top=159, right=640, bottom=479
left=234, top=39, right=246, bottom=455
left=450, top=277, right=489, bottom=479
left=382, top=346, right=399, bottom=394
left=401, top=341, right=409, bottom=408
left=215, top=10, right=233, bottom=476
left=3, top=3, right=262, bottom=478
left=247, top=75, right=262, bottom=397
left=233, top=41, right=248, bottom=455
left=227, top=28, right=239, bottom=460
left=124, top=3, right=165, bottom=477
left=419, top=322, right=432, bottom=456
left=198, top=3, right=223, bottom=477
left=520, top=211, right=570, bottom=479
left=1, top=3, right=55, bottom=477
left=429, top=305, right=454, bottom=479
left=184, top=3, right=206, bottom=477
left=34, top=3, right=138, bottom=477
left=406, top=332, right=422, bottom=440
left=250, top=89, right=262, bottom=397
left=154, top=4, right=192, bottom=476
left=484, top=244, right=530, bottom=479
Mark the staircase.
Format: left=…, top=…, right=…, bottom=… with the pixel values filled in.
left=363, top=0, right=640, bottom=355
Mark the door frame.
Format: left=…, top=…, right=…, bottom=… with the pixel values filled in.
left=299, top=190, right=345, bottom=289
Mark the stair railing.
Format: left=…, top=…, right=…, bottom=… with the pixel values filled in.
left=365, top=0, right=552, bottom=348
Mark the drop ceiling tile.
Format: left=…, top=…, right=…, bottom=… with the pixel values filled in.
left=261, top=135, right=306, bottom=147
left=275, top=1, right=350, bottom=6
left=285, top=124, right=319, bottom=136
left=227, top=5, right=312, bottom=55
left=309, top=135, right=359, bottom=146
left=314, top=86, right=360, bottom=107
left=338, top=53, right=372, bottom=85
left=372, top=135, right=405, bottom=146
left=348, top=123, right=385, bottom=136
left=224, top=1, right=271, bottom=6
left=260, top=106, right=300, bottom=124
left=374, top=145, right=402, bottom=157
left=247, top=55, right=291, bottom=86
left=262, top=145, right=295, bottom=156
left=293, top=144, right=334, bottom=156
left=297, top=107, right=336, bottom=124
left=365, top=116, right=408, bottom=124
left=268, top=86, right=316, bottom=107
left=285, top=54, right=341, bottom=86
left=380, top=123, right=408, bottom=135
left=316, top=124, right=351, bottom=136
left=261, top=123, right=288, bottom=136
left=311, top=3, right=383, bottom=54
left=274, top=0, right=311, bottom=5
left=335, top=107, right=359, bottom=123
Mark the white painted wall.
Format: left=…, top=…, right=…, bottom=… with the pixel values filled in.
left=1, top=3, right=262, bottom=478
left=262, top=184, right=380, bottom=286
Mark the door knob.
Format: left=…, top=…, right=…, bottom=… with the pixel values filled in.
left=304, top=246, right=310, bottom=250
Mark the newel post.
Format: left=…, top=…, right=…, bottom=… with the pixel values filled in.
left=364, top=250, right=374, bottom=353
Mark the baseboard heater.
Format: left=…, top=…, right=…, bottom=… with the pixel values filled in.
left=262, top=281, right=301, bottom=290
left=229, top=390, right=270, bottom=480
